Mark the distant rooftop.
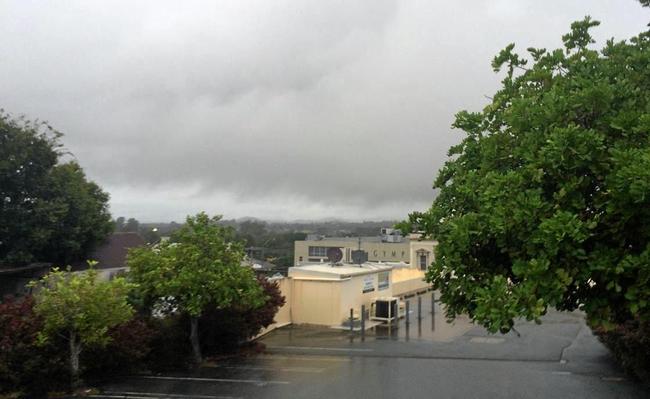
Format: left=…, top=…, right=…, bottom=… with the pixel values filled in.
left=303, top=227, right=418, bottom=244
left=241, top=257, right=276, bottom=271
left=72, top=232, right=146, bottom=271
left=305, top=235, right=384, bottom=243
left=289, top=262, right=393, bottom=280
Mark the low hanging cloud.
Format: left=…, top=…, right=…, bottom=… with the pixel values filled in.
left=0, top=1, right=647, bottom=221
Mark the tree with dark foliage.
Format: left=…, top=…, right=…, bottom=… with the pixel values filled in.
left=401, top=14, right=650, bottom=333
left=128, top=212, right=266, bottom=364
left=198, top=276, right=286, bottom=355
left=0, top=112, right=113, bottom=266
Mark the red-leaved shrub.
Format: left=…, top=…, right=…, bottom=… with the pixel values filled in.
left=1, top=295, right=156, bottom=395
left=0, top=295, right=69, bottom=396
left=83, top=317, right=156, bottom=381
left=192, top=276, right=286, bottom=356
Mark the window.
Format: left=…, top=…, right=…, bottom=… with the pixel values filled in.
left=308, top=246, right=328, bottom=257
left=378, top=271, right=390, bottom=290
left=419, top=254, right=428, bottom=270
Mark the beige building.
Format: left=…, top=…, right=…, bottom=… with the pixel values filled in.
left=257, top=261, right=432, bottom=333
left=294, top=228, right=437, bottom=270
left=252, top=229, right=437, bottom=335
left=287, top=263, right=393, bottom=325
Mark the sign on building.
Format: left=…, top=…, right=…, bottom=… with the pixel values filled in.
left=362, top=275, right=375, bottom=293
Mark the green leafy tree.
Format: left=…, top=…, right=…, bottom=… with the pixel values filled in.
left=127, top=212, right=266, bottom=364
left=402, top=16, right=650, bottom=333
left=39, top=163, right=113, bottom=265
left=30, top=265, right=134, bottom=387
left=0, top=112, right=113, bottom=266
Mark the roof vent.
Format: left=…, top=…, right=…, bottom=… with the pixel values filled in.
left=381, top=228, right=403, bottom=243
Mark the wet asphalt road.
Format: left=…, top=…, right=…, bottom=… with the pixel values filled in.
left=94, top=353, right=647, bottom=399
left=94, top=294, right=649, bottom=399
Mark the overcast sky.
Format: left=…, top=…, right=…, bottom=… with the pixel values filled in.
left=1, top=1, right=648, bottom=222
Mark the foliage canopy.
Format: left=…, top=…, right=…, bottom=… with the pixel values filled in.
left=30, top=266, right=134, bottom=381
left=128, top=212, right=266, bottom=317
left=0, top=112, right=113, bottom=266
left=127, top=212, right=266, bottom=362
left=401, top=17, right=650, bottom=333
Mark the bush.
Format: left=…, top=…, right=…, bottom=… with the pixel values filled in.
left=0, top=276, right=286, bottom=395
left=594, top=319, right=650, bottom=384
left=198, top=276, right=285, bottom=356
left=82, top=318, right=156, bottom=382
left=0, top=296, right=69, bottom=396
left=245, top=277, right=287, bottom=335
left=144, top=314, right=193, bottom=372
left=1, top=296, right=156, bottom=396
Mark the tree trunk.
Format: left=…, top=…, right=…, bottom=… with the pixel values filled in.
left=190, top=316, right=202, bottom=365
left=69, top=331, right=82, bottom=389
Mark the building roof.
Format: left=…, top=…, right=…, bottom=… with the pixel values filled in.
left=302, top=235, right=433, bottom=244
left=241, top=257, right=276, bottom=271
left=288, top=262, right=393, bottom=280
left=72, top=232, right=146, bottom=271
left=305, top=236, right=385, bottom=243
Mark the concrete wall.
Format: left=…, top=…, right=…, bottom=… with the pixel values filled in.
left=256, top=277, right=292, bottom=337
left=392, top=268, right=430, bottom=297
left=290, top=279, right=343, bottom=325
left=338, top=271, right=393, bottom=321
left=273, top=277, right=292, bottom=326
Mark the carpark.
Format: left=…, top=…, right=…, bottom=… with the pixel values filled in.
left=93, top=293, right=649, bottom=399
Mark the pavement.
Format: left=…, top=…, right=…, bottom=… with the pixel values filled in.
left=93, top=293, right=649, bottom=399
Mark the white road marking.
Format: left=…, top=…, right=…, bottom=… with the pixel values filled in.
left=140, top=375, right=289, bottom=385
left=267, top=346, right=373, bottom=352
left=551, top=371, right=572, bottom=375
left=601, top=376, right=625, bottom=382
left=259, top=354, right=352, bottom=362
left=101, top=391, right=240, bottom=399
left=91, top=396, right=153, bottom=399
left=215, top=365, right=325, bottom=373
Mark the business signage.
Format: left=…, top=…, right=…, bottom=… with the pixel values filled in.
left=372, top=250, right=407, bottom=259
left=362, top=275, right=375, bottom=293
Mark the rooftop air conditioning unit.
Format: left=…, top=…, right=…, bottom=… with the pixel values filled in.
left=371, top=297, right=399, bottom=322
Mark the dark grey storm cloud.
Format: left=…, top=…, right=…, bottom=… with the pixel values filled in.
left=1, top=1, right=648, bottom=221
